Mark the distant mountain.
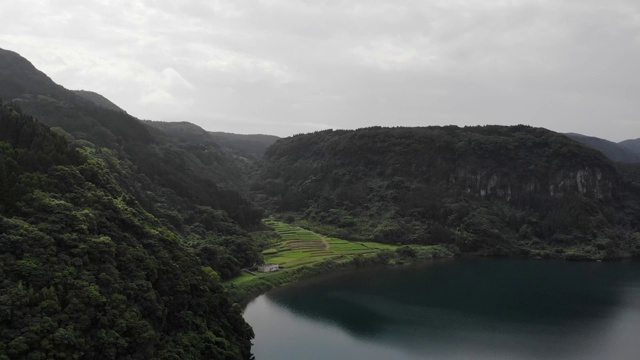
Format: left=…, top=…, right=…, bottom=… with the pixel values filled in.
left=145, top=120, right=220, bottom=147
left=209, top=132, right=280, bottom=161
left=144, top=121, right=279, bottom=162
left=73, top=89, right=126, bottom=113
left=564, top=133, right=640, bottom=163
left=619, top=138, right=640, bottom=155
left=256, top=126, right=640, bottom=259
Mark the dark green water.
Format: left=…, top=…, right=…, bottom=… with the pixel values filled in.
left=243, top=259, right=640, bottom=359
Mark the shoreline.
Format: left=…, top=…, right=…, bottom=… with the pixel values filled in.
left=224, top=219, right=639, bottom=307
left=225, top=248, right=455, bottom=307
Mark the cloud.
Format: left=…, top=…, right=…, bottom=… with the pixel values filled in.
left=1, top=0, right=640, bottom=139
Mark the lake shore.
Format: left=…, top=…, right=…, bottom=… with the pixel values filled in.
left=224, top=219, right=636, bottom=306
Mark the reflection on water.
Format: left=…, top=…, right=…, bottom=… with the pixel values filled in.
left=244, top=259, right=640, bottom=360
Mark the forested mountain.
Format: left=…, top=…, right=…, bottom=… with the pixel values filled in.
left=255, top=126, right=640, bottom=259
left=72, top=90, right=126, bottom=113
left=0, top=47, right=263, bottom=276
left=565, top=133, right=640, bottom=163
left=209, top=132, right=280, bottom=161
left=0, top=101, right=253, bottom=359
left=142, top=122, right=279, bottom=162
left=0, top=47, right=266, bottom=358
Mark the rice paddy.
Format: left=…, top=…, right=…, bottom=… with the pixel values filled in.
left=227, top=219, right=398, bottom=284
left=262, top=219, right=397, bottom=270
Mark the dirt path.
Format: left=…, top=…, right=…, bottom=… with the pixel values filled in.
left=318, top=235, right=330, bottom=250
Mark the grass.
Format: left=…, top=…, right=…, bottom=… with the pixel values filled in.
left=255, top=219, right=400, bottom=272
left=230, top=272, right=259, bottom=284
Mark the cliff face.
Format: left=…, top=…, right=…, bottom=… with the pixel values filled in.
left=256, top=125, right=640, bottom=259
left=450, top=165, right=614, bottom=201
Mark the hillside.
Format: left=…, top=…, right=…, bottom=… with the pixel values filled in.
left=255, top=126, right=640, bottom=259
left=0, top=46, right=262, bottom=243
left=73, top=90, right=126, bottom=113
left=0, top=48, right=269, bottom=357
left=209, top=132, right=280, bottom=161
left=0, top=49, right=76, bottom=104
left=0, top=101, right=253, bottom=359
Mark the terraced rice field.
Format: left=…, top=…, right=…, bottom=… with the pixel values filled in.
left=261, top=219, right=396, bottom=270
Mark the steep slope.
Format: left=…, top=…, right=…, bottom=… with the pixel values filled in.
left=565, top=133, right=640, bottom=163
left=0, top=48, right=263, bottom=266
left=256, top=126, right=640, bottom=259
left=0, top=49, right=75, bottom=103
left=0, top=101, right=253, bottom=359
left=73, top=90, right=126, bottom=113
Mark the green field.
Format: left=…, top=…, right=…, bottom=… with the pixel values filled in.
left=227, top=219, right=400, bottom=284
left=226, top=219, right=455, bottom=290
left=225, top=220, right=454, bottom=303
left=261, top=219, right=398, bottom=268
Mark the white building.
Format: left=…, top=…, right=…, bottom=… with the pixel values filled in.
left=257, top=264, right=280, bottom=272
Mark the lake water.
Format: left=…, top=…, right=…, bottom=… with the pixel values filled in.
left=243, top=259, right=640, bottom=360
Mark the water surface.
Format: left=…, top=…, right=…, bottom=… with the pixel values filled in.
left=244, top=259, right=640, bottom=359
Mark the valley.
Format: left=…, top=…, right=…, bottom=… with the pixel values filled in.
left=3, top=46, right=640, bottom=359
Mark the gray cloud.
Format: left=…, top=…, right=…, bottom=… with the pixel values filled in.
left=1, top=0, right=639, bottom=140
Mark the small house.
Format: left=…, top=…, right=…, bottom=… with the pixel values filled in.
left=258, top=264, right=280, bottom=273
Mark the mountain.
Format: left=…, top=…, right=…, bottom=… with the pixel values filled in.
left=0, top=47, right=266, bottom=357
left=619, top=138, right=640, bottom=155
left=564, top=133, right=640, bottom=163
left=209, top=132, right=280, bottom=161
left=255, top=126, right=640, bottom=259
left=145, top=120, right=220, bottom=146
left=0, top=49, right=75, bottom=103
left=0, top=101, right=253, bottom=359
left=73, top=89, right=126, bottom=113
left=0, top=47, right=262, bottom=225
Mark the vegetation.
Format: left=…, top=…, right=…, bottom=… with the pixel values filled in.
left=0, top=101, right=254, bottom=358
left=208, top=132, right=280, bottom=162
left=72, top=90, right=126, bottom=113
left=254, top=127, right=640, bottom=259
left=225, top=219, right=453, bottom=303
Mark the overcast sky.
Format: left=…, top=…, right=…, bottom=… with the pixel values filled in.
left=1, top=0, right=639, bottom=140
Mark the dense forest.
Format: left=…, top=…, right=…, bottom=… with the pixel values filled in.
left=254, top=126, right=640, bottom=259
left=0, top=48, right=264, bottom=281
left=0, top=101, right=254, bottom=359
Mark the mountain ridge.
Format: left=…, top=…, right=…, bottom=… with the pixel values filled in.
left=255, top=126, right=640, bottom=259
left=565, top=132, right=640, bottom=163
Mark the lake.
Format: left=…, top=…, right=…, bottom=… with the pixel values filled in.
left=243, top=259, right=640, bottom=360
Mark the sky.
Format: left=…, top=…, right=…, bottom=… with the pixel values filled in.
left=1, top=0, right=639, bottom=140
